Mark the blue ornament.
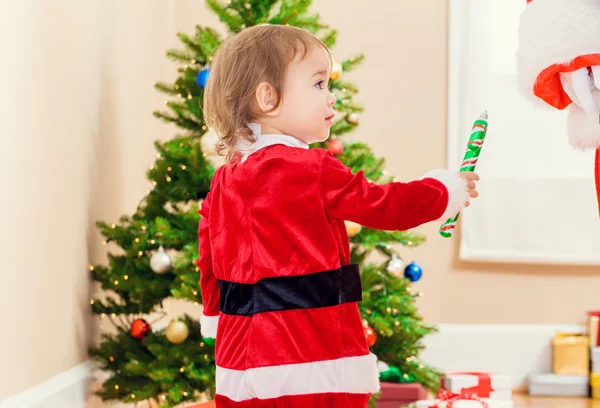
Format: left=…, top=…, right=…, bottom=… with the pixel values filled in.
left=196, top=68, right=210, bottom=88
left=404, top=262, right=423, bottom=282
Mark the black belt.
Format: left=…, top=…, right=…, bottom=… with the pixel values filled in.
left=218, top=264, right=362, bottom=316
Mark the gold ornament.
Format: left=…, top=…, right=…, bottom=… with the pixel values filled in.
left=346, top=113, right=360, bottom=125
left=345, top=221, right=362, bottom=237
left=330, top=62, right=342, bottom=81
left=166, top=319, right=189, bottom=344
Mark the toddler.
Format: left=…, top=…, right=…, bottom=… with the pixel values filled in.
left=198, top=24, right=478, bottom=408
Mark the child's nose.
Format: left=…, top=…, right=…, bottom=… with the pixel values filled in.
left=327, top=91, right=336, bottom=107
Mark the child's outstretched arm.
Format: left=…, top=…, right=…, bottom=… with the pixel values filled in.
left=320, top=151, right=474, bottom=231
left=197, top=193, right=220, bottom=339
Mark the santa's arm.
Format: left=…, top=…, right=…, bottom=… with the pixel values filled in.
left=516, top=0, right=600, bottom=111
left=320, top=151, right=469, bottom=232
left=197, top=193, right=220, bottom=339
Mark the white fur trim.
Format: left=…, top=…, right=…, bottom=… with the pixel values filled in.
left=567, top=89, right=600, bottom=150
left=237, top=123, right=309, bottom=162
left=516, top=0, right=600, bottom=105
left=422, top=169, right=468, bottom=220
left=216, top=353, right=380, bottom=402
left=201, top=314, right=219, bottom=338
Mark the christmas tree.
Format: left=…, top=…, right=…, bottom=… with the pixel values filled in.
left=89, top=0, right=442, bottom=406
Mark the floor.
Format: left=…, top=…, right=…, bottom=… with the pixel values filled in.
left=85, top=394, right=600, bottom=407
left=513, top=393, right=600, bottom=408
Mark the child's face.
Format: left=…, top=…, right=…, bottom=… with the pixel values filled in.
left=274, top=46, right=337, bottom=144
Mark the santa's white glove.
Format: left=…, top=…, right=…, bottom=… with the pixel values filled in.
left=560, top=66, right=600, bottom=117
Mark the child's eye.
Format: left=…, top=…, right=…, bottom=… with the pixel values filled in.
left=315, top=80, right=325, bottom=90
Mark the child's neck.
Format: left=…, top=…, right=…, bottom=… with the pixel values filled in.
left=255, top=122, right=286, bottom=136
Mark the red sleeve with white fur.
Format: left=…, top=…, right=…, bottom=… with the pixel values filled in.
left=197, top=193, right=219, bottom=339
left=517, top=0, right=600, bottom=109
left=320, top=151, right=468, bottom=231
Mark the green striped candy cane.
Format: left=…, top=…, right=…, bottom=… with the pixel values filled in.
left=439, top=111, right=489, bottom=238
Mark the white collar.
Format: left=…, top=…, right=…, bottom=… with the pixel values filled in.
left=236, top=123, right=309, bottom=162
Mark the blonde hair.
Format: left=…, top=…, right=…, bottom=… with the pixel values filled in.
left=203, top=24, right=331, bottom=161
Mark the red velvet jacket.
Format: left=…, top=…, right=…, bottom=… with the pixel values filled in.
left=196, top=133, right=466, bottom=405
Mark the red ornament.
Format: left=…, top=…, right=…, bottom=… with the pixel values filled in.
left=327, top=139, right=344, bottom=156
left=130, top=318, right=151, bottom=339
left=364, top=324, right=377, bottom=347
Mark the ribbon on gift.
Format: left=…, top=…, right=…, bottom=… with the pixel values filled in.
left=445, top=372, right=494, bottom=398
left=428, top=389, right=489, bottom=408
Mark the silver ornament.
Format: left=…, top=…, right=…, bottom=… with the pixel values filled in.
left=387, top=255, right=405, bottom=276
left=150, top=246, right=172, bottom=274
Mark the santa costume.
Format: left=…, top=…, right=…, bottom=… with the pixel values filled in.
left=516, top=0, right=600, bottom=213
left=197, top=123, right=468, bottom=407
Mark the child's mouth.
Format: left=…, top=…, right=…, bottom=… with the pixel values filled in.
left=325, top=114, right=335, bottom=125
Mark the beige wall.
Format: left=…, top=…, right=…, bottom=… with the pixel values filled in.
left=3, top=0, right=599, bottom=401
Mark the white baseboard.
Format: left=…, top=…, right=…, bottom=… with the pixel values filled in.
left=0, top=324, right=585, bottom=406
left=0, top=361, right=94, bottom=408
left=420, top=324, right=586, bottom=388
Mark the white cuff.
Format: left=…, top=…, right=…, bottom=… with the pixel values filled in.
left=422, top=169, right=468, bottom=220
left=201, top=314, right=219, bottom=338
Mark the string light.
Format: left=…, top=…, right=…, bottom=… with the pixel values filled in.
left=180, top=367, right=185, bottom=372
left=141, top=226, right=147, bottom=231
left=151, top=240, right=156, bottom=244
left=177, top=93, right=182, bottom=98
left=366, top=309, right=372, bottom=314
left=103, top=240, right=107, bottom=246
left=209, top=56, right=213, bottom=61
left=166, top=176, right=172, bottom=182
left=183, top=392, right=188, bottom=396
left=203, top=153, right=208, bottom=157
left=180, top=142, right=184, bottom=147
left=192, top=290, right=198, bottom=296
left=90, top=300, right=94, bottom=305
left=101, top=313, right=106, bottom=318
left=111, top=313, right=116, bottom=318
left=164, top=100, right=168, bottom=105
left=109, top=356, right=114, bottom=362
left=191, top=59, right=196, bottom=64
left=342, top=88, right=347, bottom=92
left=395, top=321, right=400, bottom=326
left=194, top=302, right=199, bottom=306
left=204, top=354, right=209, bottom=360
left=89, top=265, right=94, bottom=271
left=202, top=125, right=207, bottom=131
left=403, top=374, right=409, bottom=379
left=419, top=364, right=424, bottom=369
left=138, top=251, right=143, bottom=256
left=167, top=167, right=172, bottom=171
left=181, top=165, right=186, bottom=170
left=156, top=153, right=161, bottom=158
left=386, top=307, right=391, bottom=313
left=124, top=275, right=129, bottom=280
left=131, top=394, right=135, bottom=399
left=135, top=238, right=140, bottom=243
left=115, top=385, right=119, bottom=390
left=187, top=95, right=192, bottom=100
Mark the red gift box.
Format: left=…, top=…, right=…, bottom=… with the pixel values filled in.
left=376, top=382, right=428, bottom=408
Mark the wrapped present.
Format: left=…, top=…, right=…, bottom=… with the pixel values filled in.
left=528, top=373, right=588, bottom=397
left=589, top=312, right=600, bottom=347
left=442, top=372, right=511, bottom=400
left=592, top=374, right=600, bottom=400
left=376, top=382, right=428, bottom=408
left=416, top=390, right=513, bottom=408
left=592, top=347, right=600, bottom=374
left=552, top=332, right=589, bottom=375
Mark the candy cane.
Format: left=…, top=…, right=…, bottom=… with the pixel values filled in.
left=439, top=111, right=489, bottom=238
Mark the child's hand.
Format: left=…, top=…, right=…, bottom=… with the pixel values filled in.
left=459, top=171, right=479, bottom=207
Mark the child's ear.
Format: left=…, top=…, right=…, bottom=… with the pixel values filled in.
left=255, top=82, right=280, bottom=116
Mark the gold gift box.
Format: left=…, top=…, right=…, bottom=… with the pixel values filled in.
left=552, top=332, right=590, bottom=375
